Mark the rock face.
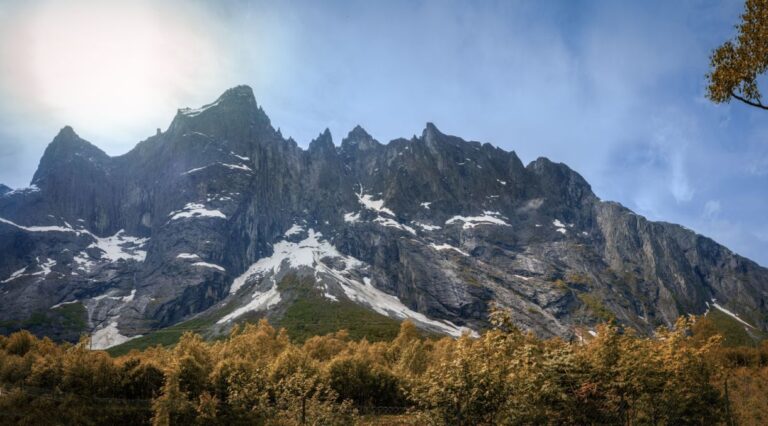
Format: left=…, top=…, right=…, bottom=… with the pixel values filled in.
left=1, top=85, right=767, bottom=348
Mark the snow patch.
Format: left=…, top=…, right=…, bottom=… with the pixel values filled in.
left=218, top=229, right=465, bottom=336
left=218, top=285, right=282, bottom=324
left=356, top=187, right=395, bottom=216
left=413, top=222, right=441, bottom=231
left=192, top=262, right=226, bottom=272
left=221, top=163, right=252, bottom=172
left=88, top=231, right=149, bottom=262
left=420, top=202, right=431, bottom=209
left=497, top=180, right=507, bottom=185
left=343, top=212, right=360, bottom=223
left=38, top=258, right=56, bottom=276
left=91, top=320, right=141, bottom=350
left=335, top=276, right=472, bottom=338
left=182, top=165, right=210, bottom=175
left=4, top=185, right=40, bottom=197
left=709, top=299, right=754, bottom=328
left=179, top=99, right=221, bottom=117
left=169, top=203, right=226, bottom=221
left=0, top=217, right=83, bottom=234
left=373, top=217, right=417, bottom=235
left=284, top=224, right=303, bottom=237
left=183, top=162, right=253, bottom=175
left=445, top=212, right=509, bottom=229
left=72, top=252, right=95, bottom=273
left=223, top=229, right=474, bottom=337
left=122, top=289, right=137, bottom=303
left=430, top=243, right=469, bottom=256
left=92, top=289, right=137, bottom=304
left=177, top=253, right=201, bottom=260
left=228, top=229, right=346, bottom=295
left=51, top=300, right=79, bottom=309
left=1, top=266, right=28, bottom=284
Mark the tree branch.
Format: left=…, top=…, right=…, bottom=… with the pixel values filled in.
left=730, top=90, right=768, bottom=110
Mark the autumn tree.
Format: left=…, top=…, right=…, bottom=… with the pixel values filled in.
left=707, top=0, right=768, bottom=110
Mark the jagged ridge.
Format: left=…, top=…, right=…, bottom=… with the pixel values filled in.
left=0, top=85, right=766, bottom=349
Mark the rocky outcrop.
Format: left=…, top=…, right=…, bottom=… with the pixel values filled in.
left=1, top=85, right=766, bottom=348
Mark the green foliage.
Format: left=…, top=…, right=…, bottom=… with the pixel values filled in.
left=276, top=275, right=402, bottom=343
left=107, top=315, right=219, bottom=357
left=0, top=303, right=87, bottom=336
left=693, top=308, right=768, bottom=348
left=279, top=297, right=402, bottom=343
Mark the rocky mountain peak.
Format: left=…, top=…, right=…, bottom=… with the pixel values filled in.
left=0, top=184, right=10, bottom=196
left=347, top=125, right=371, bottom=140
left=341, top=125, right=380, bottom=152
left=168, top=85, right=272, bottom=138
left=2, top=83, right=767, bottom=349
left=526, top=157, right=595, bottom=206
left=421, top=122, right=445, bottom=151
left=33, top=126, right=109, bottom=183
left=309, top=128, right=335, bottom=153
left=46, top=126, right=103, bottom=150
left=219, top=84, right=256, bottom=101
left=56, top=125, right=77, bottom=139
left=422, top=122, right=441, bottom=136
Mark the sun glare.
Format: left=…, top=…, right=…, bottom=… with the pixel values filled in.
left=0, top=0, right=231, bottom=147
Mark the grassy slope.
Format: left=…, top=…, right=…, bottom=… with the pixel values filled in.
left=107, top=314, right=220, bottom=357
left=276, top=294, right=402, bottom=343
left=706, top=308, right=768, bottom=347
left=274, top=274, right=403, bottom=343
left=108, top=274, right=405, bottom=355
left=0, top=302, right=87, bottom=337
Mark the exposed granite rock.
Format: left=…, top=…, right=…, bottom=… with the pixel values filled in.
left=1, top=85, right=766, bottom=346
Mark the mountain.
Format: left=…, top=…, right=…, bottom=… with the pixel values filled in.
left=1, top=85, right=766, bottom=349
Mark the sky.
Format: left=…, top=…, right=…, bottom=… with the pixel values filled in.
left=0, top=0, right=766, bottom=266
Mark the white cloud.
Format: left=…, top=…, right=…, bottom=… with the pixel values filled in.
left=703, top=200, right=721, bottom=220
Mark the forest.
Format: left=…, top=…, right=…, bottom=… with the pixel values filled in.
left=0, top=309, right=766, bottom=425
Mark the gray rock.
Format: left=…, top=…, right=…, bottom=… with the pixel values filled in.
left=1, top=85, right=766, bottom=346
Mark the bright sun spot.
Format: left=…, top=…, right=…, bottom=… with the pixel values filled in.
left=0, top=0, right=234, bottom=151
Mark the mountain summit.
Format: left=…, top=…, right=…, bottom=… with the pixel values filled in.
left=1, top=85, right=766, bottom=349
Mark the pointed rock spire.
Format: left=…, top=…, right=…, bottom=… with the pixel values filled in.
left=421, top=122, right=443, bottom=139
left=420, top=122, right=443, bottom=151
left=46, top=126, right=108, bottom=158
left=32, top=126, right=109, bottom=186
left=341, top=125, right=380, bottom=152
left=309, top=128, right=335, bottom=153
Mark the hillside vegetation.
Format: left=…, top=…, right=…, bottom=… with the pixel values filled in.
left=0, top=310, right=766, bottom=425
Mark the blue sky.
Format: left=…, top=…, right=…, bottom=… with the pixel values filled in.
left=0, top=0, right=766, bottom=266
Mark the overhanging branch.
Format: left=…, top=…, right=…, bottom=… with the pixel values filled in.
left=730, top=90, right=768, bottom=110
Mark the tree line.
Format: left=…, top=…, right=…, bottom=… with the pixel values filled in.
left=0, top=310, right=767, bottom=425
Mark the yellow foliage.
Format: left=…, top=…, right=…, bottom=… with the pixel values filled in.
left=707, top=0, right=768, bottom=110
left=0, top=309, right=765, bottom=424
